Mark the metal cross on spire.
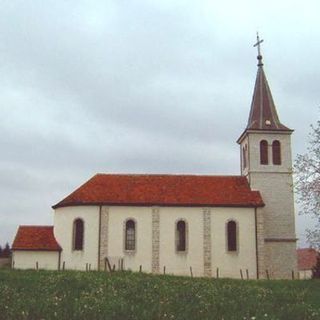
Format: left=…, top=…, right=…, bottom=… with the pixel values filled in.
left=253, top=32, right=264, bottom=66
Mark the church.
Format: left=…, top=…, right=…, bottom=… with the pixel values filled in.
left=11, top=41, right=298, bottom=279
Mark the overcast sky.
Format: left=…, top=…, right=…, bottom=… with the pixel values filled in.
left=0, top=0, right=319, bottom=247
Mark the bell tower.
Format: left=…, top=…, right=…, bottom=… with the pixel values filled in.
left=237, top=34, right=297, bottom=278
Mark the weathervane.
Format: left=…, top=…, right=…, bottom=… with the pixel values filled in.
left=253, top=32, right=264, bottom=66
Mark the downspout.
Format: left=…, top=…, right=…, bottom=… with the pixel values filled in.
left=98, top=205, right=102, bottom=271
left=240, top=144, right=243, bottom=174
left=254, top=207, right=259, bottom=279
left=58, top=250, right=61, bottom=271
left=247, top=134, right=251, bottom=185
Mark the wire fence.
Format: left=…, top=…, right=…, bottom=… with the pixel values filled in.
left=13, top=257, right=302, bottom=280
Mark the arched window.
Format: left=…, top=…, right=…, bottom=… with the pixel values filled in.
left=73, top=219, right=84, bottom=251
left=260, top=140, right=268, bottom=165
left=227, top=220, right=237, bottom=252
left=125, top=219, right=136, bottom=251
left=242, top=145, right=247, bottom=168
left=176, top=220, right=186, bottom=252
left=272, top=140, right=281, bottom=165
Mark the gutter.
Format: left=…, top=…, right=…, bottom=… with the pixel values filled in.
left=98, top=205, right=102, bottom=271
left=254, top=207, right=259, bottom=279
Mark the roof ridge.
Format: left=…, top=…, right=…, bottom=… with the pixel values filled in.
left=95, top=173, right=245, bottom=178
left=19, top=225, right=53, bottom=228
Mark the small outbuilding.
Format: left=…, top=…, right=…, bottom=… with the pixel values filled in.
left=297, top=248, right=318, bottom=279
left=12, top=226, right=61, bottom=270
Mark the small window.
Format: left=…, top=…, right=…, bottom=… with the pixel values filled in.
left=227, top=220, right=237, bottom=252
left=272, top=140, right=281, bottom=165
left=73, top=219, right=84, bottom=251
left=260, top=140, right=268, bottom=165
left=125, top=219, right=136, bottom=251
left=176, top=220, right=186, bottom=252
left=242, top=145, right=247, bottom=168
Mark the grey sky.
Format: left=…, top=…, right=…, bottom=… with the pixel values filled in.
left=0, top=0, right=319, bottom=247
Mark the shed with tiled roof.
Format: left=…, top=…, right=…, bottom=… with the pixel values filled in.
left=297, top=248, right=318, bottom=279
left=12, top=226, right=61, bottom=270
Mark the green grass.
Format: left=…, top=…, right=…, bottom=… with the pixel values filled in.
left=0, top=270, right=319, bottom=320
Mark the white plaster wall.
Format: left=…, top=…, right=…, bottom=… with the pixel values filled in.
left=54, top=206, right=100, bottom=270
left=107, top=206, right=153, bottom=272
left=211, top=208, right=257, bottom=279
left=299, top=270, right=313, bottom=279
left=159, top=207, right=204, bottom=277
left=12, top=251, right=59, bottom=270
left=53, top=205, right=258, bottom=278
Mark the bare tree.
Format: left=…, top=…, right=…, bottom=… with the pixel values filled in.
left=294, top=117, right=320, bottom=248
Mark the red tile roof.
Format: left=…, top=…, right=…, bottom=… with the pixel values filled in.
left=53, top=174, right=264, bottom=209
left=12, top=226, right=62, bottom=251
left=297, top=248, right=318, bottom=270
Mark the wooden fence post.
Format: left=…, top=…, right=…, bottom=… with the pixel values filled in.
left=292, top=270, right=295, bottom=280
left=190, top=266, right=193, bottom=278
left=266, top=269, right=270, bottom=280
left=36, top=262, right=39, bottom=270
left=105, top=258, right=112, bottom=272
left=139, top=265, right=142, bottom=273
left=216, top=268, right=219, bottom=279
left=163, top=266, right=166, bottom=275
left=246, top=269, right=249, bottom=280
left=62, top=261, right=65, bottom=271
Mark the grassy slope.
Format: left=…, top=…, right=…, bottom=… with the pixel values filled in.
left=0, top=270, right=319, bottom=320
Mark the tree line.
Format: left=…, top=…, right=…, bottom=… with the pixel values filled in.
left=0, top=243, right=11, bottom=258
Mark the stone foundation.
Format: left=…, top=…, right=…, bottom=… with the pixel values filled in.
left=264, top=240, right=297, bottom=279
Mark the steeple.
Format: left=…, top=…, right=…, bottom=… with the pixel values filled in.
left=245, top=34, right=292, bottom=132
left=236, top=35, right=297, bottom=279
left=246, top=66, right=292, bottom=131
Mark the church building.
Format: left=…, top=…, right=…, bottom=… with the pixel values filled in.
left=11, top=41, right=298, bottom=279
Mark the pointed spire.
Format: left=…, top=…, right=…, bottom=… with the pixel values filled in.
left=246, top=36, right=292, bottom=132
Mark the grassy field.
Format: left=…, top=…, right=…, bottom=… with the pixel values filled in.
left=0, top=270, right=319, bottom=320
